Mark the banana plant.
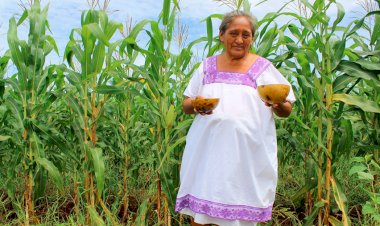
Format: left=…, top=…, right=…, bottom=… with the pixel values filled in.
left=64, top=8, right=122, bottom=225
left=2, top=1, right=65, bottom=225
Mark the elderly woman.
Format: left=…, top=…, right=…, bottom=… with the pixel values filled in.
left=175, top=10, right=296, bottom=226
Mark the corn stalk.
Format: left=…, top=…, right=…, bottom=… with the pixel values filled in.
left=120, top=0, right=196, bottom=224
left=4, top=1, right=65, bottom=224
left=64, top=9, right=122, bottom=225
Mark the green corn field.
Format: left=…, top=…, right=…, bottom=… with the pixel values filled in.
left=0, top=0, right=379, bottom=225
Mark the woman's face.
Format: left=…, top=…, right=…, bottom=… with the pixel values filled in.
left=220, top=16, right=253, bottom=59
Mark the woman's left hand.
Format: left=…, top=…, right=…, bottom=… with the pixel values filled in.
left=265, top=100, right=292, bottom=118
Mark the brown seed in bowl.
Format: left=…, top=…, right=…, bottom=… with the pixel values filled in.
left=192, top=98, right=220, bottom=112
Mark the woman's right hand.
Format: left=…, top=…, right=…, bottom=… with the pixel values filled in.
left=193, top=96, right=214, bottom=115
left=182, top=96, right=213, bottom=115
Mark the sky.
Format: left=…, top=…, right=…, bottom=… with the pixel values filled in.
left=0, top=0, right=366, bottom=74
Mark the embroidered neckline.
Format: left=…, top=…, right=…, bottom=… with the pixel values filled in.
left=215, top=55, right=263, bottom=75
left=202, top=55, right=271, bottom=88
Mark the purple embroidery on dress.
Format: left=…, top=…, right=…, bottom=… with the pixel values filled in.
left=203, top=56, right=271, bottom=89
left=203, top=56, right=218, bottom=84
left=175, top=194, right=272, bottom=222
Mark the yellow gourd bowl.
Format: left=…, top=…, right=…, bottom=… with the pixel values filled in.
left=192, top=98, right=220, bottom=112
left=257, top=84, right=290, bottom=104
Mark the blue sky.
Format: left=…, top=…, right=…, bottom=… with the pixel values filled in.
left=0, top=0, right=364, bottom=72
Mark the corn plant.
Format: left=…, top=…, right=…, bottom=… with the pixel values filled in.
left=271, top=1, right=380, bottom=225
left=90, top=20, right=150, bottom=221
left=64, top=8, right=122, bottom=225
left=349, top=0, right=380, bottom=189
left=346, top=3, right=380, bottom=225
left=0, top=52, right=10, bottom=110
left=118, top=0, right=199, bottom=224
left=0, top=52, right=11, bottom=196
left=2, top=1, right=66, bottom=225
left=1, top=0, right=380, bottom=225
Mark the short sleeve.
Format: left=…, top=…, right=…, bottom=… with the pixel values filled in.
left=183, top=62, right=204, bottom=98
left=256, top=64, right=296, bottom=103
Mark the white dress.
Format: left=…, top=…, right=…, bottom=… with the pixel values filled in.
left=175, top=56, right=296, bottom=226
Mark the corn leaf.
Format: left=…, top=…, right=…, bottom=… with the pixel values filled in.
left=85, top=23, right=110, bottom=46
left=300, top=0, right=318, bottom=14
left=331, top=2, right=345, bottom=33
left=337, top=60, right=380, bottom=86
left=5, top=79, right=24, bottom=102
left=333, top=75, right=356, bottom=93
left=331, top=39, right=346, bottom=69
left=0, top=135, right=11, bottom=141
left=257, top=25, right=278, bottom=57
left=35, top=70, right=50, bottom=96
left=17, top=9, right=28, bottom=26
left=166, top=8, right=176, bottom=42
left=31, top=122, right=69, bottom=152
left=87, top=206, right=105, bottom=226
left=371, top=14, right=380, bottom=45
left=358, top=172, right=374, bottom=180
left=157, top=136, right=186, bottom=171
left=349, top=165, right=367, bottom=176
left=162, top=0, right=170, bottom=26
left=5, top=97, right=23, bottom=129
left=303, top=201, right=325, bottom=226
left=35, top=157, right=64, bottom=191
left=129, top=19, right=150, bottom=40
left=67, top=96, right=85, bottom=128
left=206, top=16, right=213, bottom=56
left=328, top=215, right=344, bottom=226
left=92, top=42, right=105, bottom=74
left=96, top=85, right=126, bottom=94
left=46, top=35, right=59, bottom=55
left=346, top=11, right=380, bottom=37
left=355, top=59, right=380, bottom=70
left=333, top=93, right=380, bottom=113
left=7, top=18, right=25, bottom=70
left=165, top=104, right=176, bottom=129
left=334, top=119, right=353, bottom=157
left=331, top=176, right=351, bottom=226
left=104, top=20, right=122, bottom=41
left=88, top=147, right=105, bottom=196
left=145, top=30, right=165, bottom=65
left=34, top=164, right=48, bottom=201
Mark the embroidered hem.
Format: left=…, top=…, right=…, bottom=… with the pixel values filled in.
left=175, top=195, right=272, bottom=222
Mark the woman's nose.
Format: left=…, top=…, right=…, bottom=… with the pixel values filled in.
left=235, top=35, right=243, bottom=43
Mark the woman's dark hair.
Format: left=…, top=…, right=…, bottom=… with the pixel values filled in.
left=219, top=10, right=258, bottom=36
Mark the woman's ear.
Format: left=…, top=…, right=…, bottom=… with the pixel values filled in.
left=219, top=31, right=224, bottom=43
